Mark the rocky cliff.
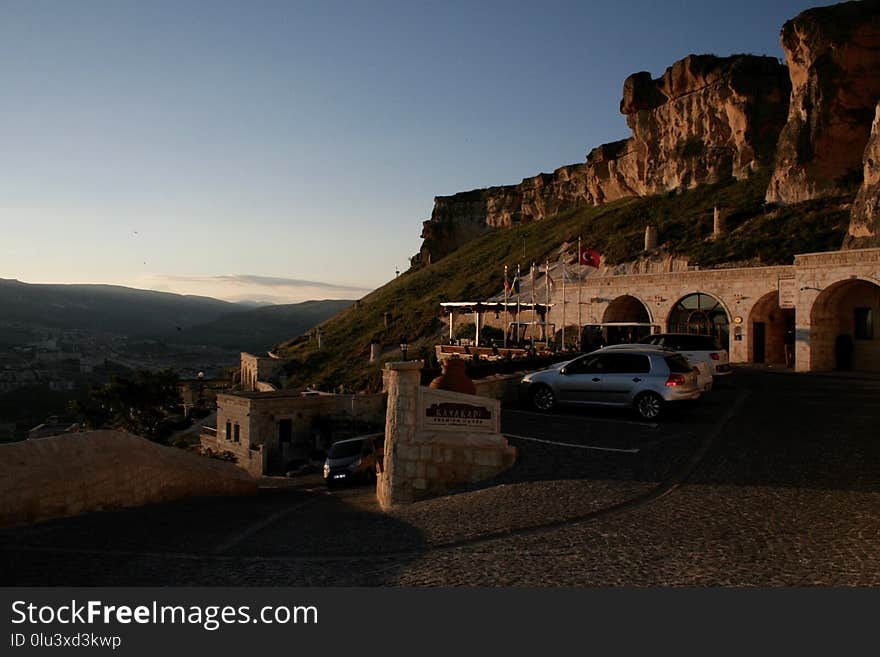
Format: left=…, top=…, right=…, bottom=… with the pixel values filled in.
left=617, top=55, right=790, bottom=195
left=766, top=0, right=880, bottom=204
left=416, top=1, right=880, bottom=267
left=416, top=54, right=789, bottom=265
left=846, top=102, right=880, bottom=247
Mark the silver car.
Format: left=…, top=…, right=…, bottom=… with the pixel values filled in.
left=519, top=347, right=701, bottom=420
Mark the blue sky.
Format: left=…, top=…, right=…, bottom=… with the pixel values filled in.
left=0, top=0, right=819, bottom=303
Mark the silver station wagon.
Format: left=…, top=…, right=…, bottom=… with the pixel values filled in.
left=519, top=347, right=701, bottom=420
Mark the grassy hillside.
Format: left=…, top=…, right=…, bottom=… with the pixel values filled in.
left=275, top=173, right=849, bottom=391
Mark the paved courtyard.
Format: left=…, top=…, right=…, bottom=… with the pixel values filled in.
left=2, top=368, right=879, bottom=586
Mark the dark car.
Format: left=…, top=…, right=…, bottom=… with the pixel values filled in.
left=323, top=433, right=384, bottom=487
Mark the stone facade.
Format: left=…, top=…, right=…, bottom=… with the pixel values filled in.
left=239, top=352, right=289, bottom=391
left=0, top=430, right=257, bottom=528
left=477, top=248, right=880, bottom=373
left=201, top=390, right=387, bottom=476
left=377, top=362, right=517, bottom=508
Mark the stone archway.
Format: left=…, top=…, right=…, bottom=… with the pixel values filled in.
left=667, top=292, right=731, bottom=350
left=601, top=295, right=652, bottom=344
left=748, top=291, right=794, bottom=365
left=809, top=279, right=880, bottom=371
left=602, top=294, right=651, bottom=324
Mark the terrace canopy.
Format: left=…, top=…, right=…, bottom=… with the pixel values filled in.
left=440, top=301, right=553, bottom=346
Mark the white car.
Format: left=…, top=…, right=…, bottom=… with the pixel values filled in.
left=602, top=343, right=713, bottom=392
left=640, top=333, right=732, bottom=377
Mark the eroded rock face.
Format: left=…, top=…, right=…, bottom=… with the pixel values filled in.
left=766, top=0, right=880, bottom=204
left=415, top=54, right=789, bottom=265
left=846, top=102, right=880, bottom=248
left=621, top=55, right=790, bottom=194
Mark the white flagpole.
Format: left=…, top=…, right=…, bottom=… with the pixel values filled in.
left=561, top=258, right=566, bottom=351
left=503, top=264, right=508, bottom=349
left=577, top=236, right=582, bottom=352
left=545, top=259, right=551, bottom=342
left=516, top=263, right=521, bottom=345
left=530, top=262, right=536, bottom=347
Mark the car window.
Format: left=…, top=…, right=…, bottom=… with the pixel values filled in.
left=641, top=335, right=663, bottom=347
left=600, top=353, right=651, bottom=374
left=678, top=335, right=722, bottom=351
left=565, top=355, right=598, bottom=374
left=328, top=440, right=364, bottom=459
left=665, top=354, right=693, bottom=373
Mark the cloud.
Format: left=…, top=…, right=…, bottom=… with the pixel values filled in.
left=136, top=273, right=373, bottom=305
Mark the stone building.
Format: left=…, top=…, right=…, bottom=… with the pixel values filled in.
left=200, top=389, right=386, bottom=477
left=238, top=352, right=289, bottom=392
left=470, top=247, right=880, bottom=372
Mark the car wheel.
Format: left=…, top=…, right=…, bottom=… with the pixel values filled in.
left=634, top=392, right=663, bottom=420
left=530, top=384, right=556, bottom=412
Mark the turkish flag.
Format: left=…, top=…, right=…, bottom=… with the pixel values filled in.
left=580, top=247, right=601, bottom=268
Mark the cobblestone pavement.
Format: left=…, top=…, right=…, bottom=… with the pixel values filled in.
left=1, top=368, right=878, bottom=586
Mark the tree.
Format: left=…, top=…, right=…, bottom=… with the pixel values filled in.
left=68, top=368, right=182, bottom=442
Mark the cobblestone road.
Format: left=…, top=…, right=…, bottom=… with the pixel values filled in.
left=2, top=368, right=878, bottom=586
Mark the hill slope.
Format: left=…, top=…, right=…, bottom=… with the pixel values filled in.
left=173, top=299, right=355, bottom=353
left=275, top=173, right=849, bottom=391
left=0, top=279, right=238, bottom=336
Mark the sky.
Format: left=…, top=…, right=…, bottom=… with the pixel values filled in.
left=0, top=0, right=821, bottom=304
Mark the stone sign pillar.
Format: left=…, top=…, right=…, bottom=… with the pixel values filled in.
left=377, top=361, right=423, bottom=507
left=377, top=361, right=516, bottom=509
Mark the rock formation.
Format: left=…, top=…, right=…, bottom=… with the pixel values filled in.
left=766, top=0, right=880, bottom=204
left=618, top=55, right=790, bottom=195
left=416, top=54, right=789, bottom=265
left=846, top=102, right=880, bottom=247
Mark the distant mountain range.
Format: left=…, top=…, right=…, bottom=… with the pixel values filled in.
left=172, top=299, right=354, bottom=352
left=0, top=278, right=353, bottom=352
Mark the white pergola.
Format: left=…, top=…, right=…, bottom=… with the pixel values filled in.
left=440, top=301, right=554, bottom=346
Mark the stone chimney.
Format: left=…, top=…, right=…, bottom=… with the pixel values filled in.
left=644, top=224, right=658, bottom=251
left=713, top=206, right=725, bottom=238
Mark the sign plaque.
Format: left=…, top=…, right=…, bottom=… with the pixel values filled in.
left=778, top=277, right=796, bottom=309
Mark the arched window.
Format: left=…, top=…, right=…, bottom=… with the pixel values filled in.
left=668, top=293, right=729, bottom=349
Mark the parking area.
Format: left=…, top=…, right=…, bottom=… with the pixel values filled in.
left=1, top=368, right=879, bottom=586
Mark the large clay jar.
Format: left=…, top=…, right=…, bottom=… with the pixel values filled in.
left=429, top=357, right=476, bottom=395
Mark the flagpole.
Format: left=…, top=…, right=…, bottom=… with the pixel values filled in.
left=545, top=259, right=550, bottom=343
left=530, top=262, right=536, bottom=347
left=516, top=263, right=521, bottom=345
left=561, top=257, right=566, bottom=351
left=577, top=236, right=582, bottom=352
left=503, top=264, right=508, bottom=349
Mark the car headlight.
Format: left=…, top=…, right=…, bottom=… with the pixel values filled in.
left=323, top=464, right=330, bottom=476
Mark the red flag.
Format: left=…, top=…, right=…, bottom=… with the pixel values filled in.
left=580, top=247, right=601, bottom=268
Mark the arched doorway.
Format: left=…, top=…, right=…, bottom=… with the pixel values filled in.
left=601, top=295, right=652, bottom=344
left=667, top=293, right=730, bottom=349
left=748, top=291, right=795, bottom=365
left=810, top=279, right=880, bottom=371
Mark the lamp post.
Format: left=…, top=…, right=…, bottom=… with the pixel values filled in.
left=399, top=337, right=409, bottom=361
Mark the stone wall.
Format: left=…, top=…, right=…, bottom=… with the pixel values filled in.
left=378, top=362, right=516, bottom=508
left=239, top=352, right=288, bottom=391
left=470, top=248, right=880, bottom=372
left=0, top=430, right=257, bottom=528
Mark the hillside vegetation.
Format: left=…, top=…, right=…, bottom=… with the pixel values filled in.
left=275, top=173, right=848, bottom=391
